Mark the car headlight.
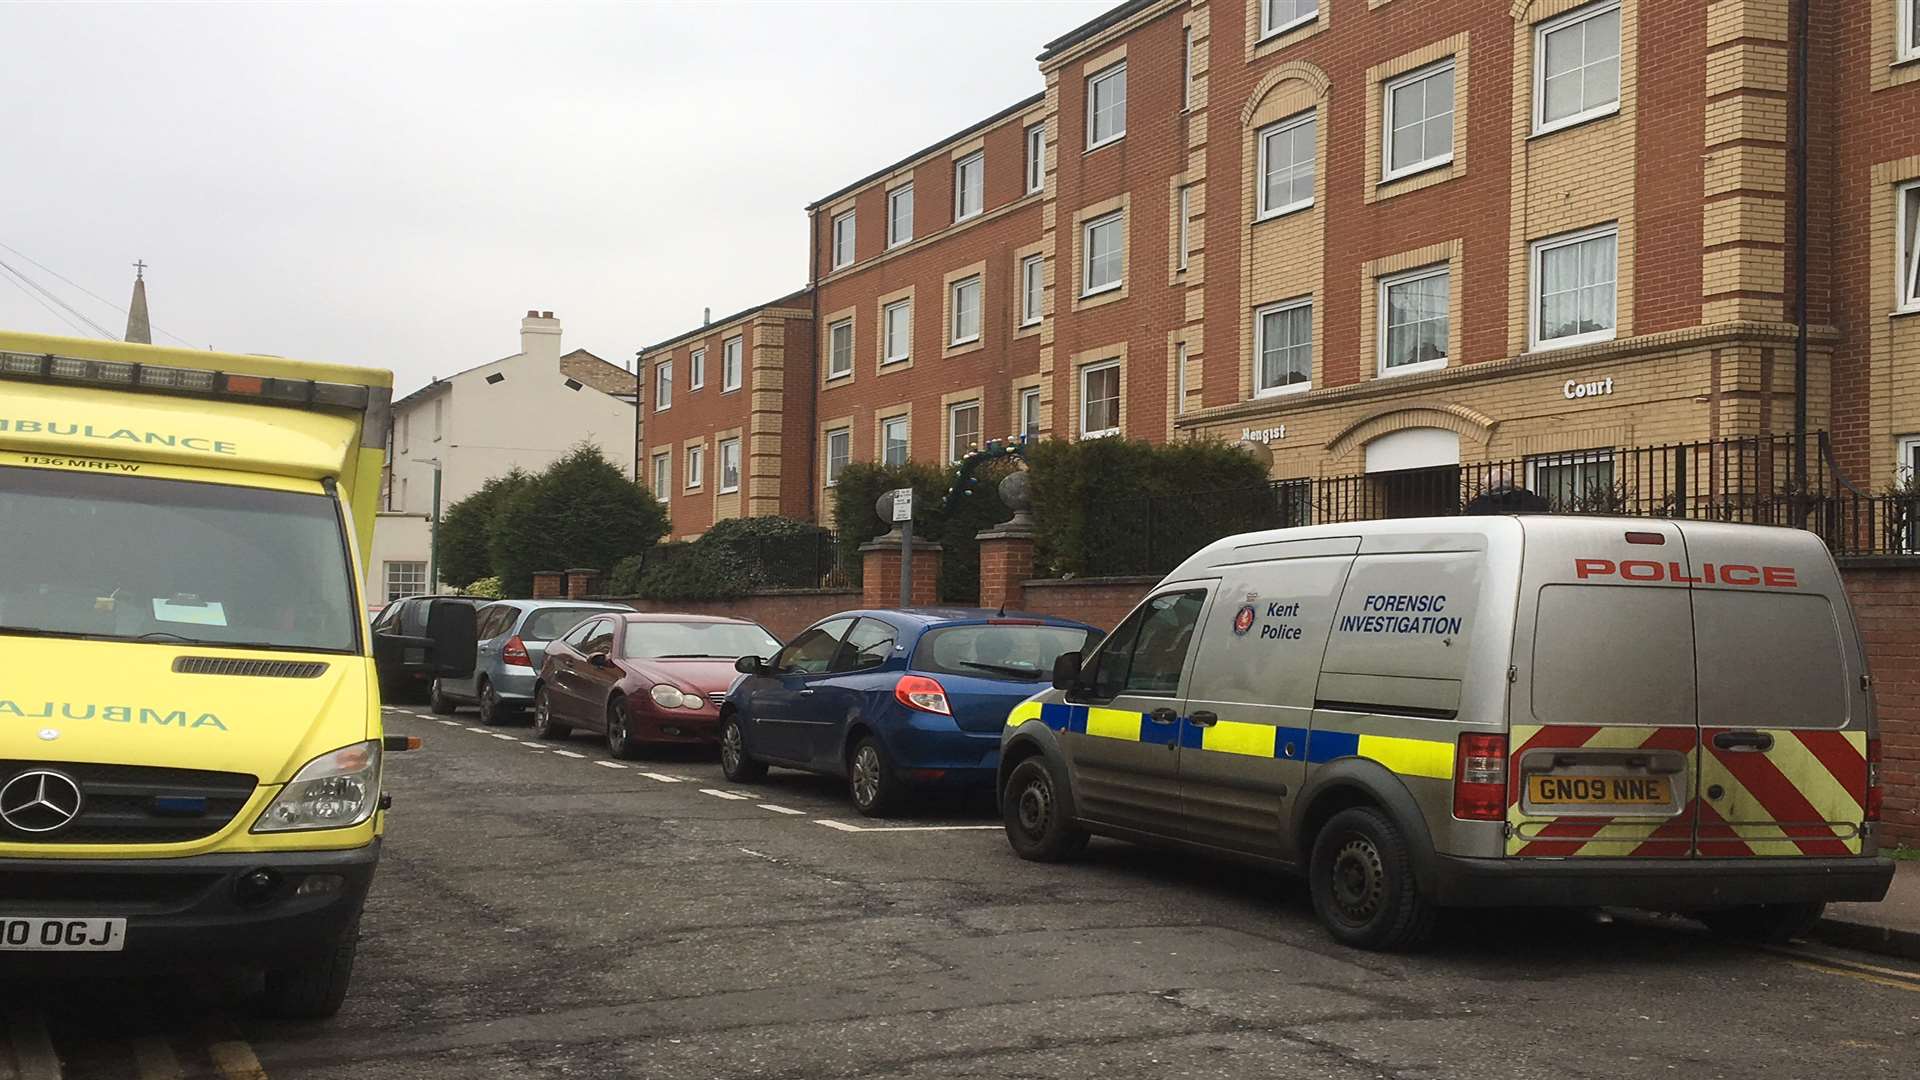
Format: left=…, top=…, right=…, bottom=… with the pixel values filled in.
left=650, top=684, right=698, bottom=709
left=253, top=741, right=382, bottom=833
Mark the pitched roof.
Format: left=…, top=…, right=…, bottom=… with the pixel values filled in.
left=805, top=93, right=1045, bottom=211
left=642, top=287, right=814, bottom=355
left=560, top=348, right=638, bottom=397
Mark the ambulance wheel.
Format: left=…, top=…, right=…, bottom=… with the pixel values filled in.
left=261, top=917, right=359, bottom=1019
left=1002, top=757, right=1089, bottom=862
left=531, top=686, right=571, bottom=740
left=1309, top=806, right=1436, bottom=951
left=1697, top=902, right=1825, bottom=944
left=428, top=681, right=458, bottom=715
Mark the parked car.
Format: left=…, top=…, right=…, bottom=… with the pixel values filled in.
left=371, top=594, right=486, bottom=704
left=533, top=612, right=782, bottom=758
left=720, top=609, right=1101, bottom=816
left=430, top=599, right=632, bottom=723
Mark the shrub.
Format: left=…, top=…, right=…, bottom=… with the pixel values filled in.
left=434, top=468, right=531, bottom=587
left=461, top=576, right=504, bottom=599
left=490, top=444, right=671, bottom=597
left=831, top=461, right=951, bottom=588
left=617, top=517, right=838, bottom=601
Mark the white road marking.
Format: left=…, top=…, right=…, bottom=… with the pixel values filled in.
left=758, top=804, right=804, bottom=815
left=520, top=740, right=545, bottom=746
left=641, top=773, right=683, bottom=783
left=7, top=1009, right=62, bottom=1080
left=438, top=719, right=462, bottom=727
left=594, top=760, right=628, bottom=769
left=466, top=726, right=491, bottom=733
left=699, top=788, right=750, bottom=800
left=552, top=750, right=586, bottom=759
left=813, top=819, right=1002, bottom=833
left=738, top=847, right=777, bottom=861
left=489, top=733, right=519, bottom=741
left=409, top=712, right=437, bottom=719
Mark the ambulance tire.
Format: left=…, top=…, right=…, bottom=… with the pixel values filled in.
left=261, top=916, right=360, bottom=1019
left=429, top=680, right=458, bottom=715
left=1002, top=757, right=1090, bottom=863
left=1697, top=902, right=1826, bottom=944
left=1309, top=806, right=1437, bottom=951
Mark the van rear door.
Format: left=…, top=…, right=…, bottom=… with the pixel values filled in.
left=1510, top=519, right=1698, bottom=858
left=1680, top=522, right=1870, bottom=857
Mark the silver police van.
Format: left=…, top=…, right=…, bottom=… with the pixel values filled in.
left=999, top=516, right=1894, bottom=950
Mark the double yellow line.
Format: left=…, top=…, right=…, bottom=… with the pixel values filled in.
left=1768, top=944, right=1920, bottom=993
left=2, top=1010, right=268, bottom=1080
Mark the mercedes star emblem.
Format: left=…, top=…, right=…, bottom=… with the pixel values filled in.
left=0, top=769, right=84, bottom=834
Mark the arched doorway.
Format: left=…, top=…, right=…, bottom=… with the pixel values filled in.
left=1364, top=427, right=1461, bottom=518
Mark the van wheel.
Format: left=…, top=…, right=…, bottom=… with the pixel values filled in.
left=260, top=917, right=359, bottom=1019
left=531, top=686, right=571, bottom=740
left=606, top=698, right=641, bottom=760
left=1002, top=757, right=1089, bottom=862
left=720, top=716, right=766, bottom=782
left=1697, top=902, right=1825, bottom=944
left=848, top=736, right=899, bottom=818
left=428, top=681, right=458, bottom=715
left=1309, top=806, right=1436, bottom=951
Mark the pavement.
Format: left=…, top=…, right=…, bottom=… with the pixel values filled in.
left=5, top=705, right=1920, bottom=1079
left=1816, top=859, right=1920, bottom=961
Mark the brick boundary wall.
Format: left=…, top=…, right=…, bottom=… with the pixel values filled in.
left=592, top=589, right=860, bottom=642
left=1016, top=575, right=1159, bottom=633
left=1840, top=563, right=1920, bottom=850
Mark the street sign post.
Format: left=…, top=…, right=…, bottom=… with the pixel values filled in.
left=880, top=487, right=916, bottom=607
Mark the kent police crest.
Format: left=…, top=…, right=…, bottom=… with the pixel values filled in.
left=1232, top=604, right=1257, bottom=636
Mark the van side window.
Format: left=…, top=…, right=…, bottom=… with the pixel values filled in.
left=1087, top=590, right=1206, bottom=699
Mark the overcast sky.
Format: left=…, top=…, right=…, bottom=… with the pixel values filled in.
left=0, top=0, right=1111, bottom=395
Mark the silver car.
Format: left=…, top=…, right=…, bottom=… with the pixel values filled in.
left=431, top=599, right=631, bottom=724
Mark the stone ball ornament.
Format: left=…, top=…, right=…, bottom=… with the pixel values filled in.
left=1235, top=437, right=1274, bottom=471
left=998, top=469, right=1032, bottom=512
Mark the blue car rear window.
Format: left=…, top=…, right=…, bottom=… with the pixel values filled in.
left=912, top=624, right=1094, bottom=682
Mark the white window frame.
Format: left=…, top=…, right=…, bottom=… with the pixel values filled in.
left=1261, top=0, right=1318, bottom=41
left=1082, top=210, right=1125, bottom=297
left=1377, top=264, right=1451, bottom=378
left=1257, top=111, right=1316, bottom=220
left=1382, top=59, right=1456, bottom=181
left=1025, top=123, right=1046, bottom=194
left=1899, top=180, right=1920, bottom=313
left=1183, top=26, right=1195, bottom=110
left=881, top=416, right=910, bottom=466
left=689, top=347, right=705, bottom=391
left=824, top=428, right=850, bottom=487
left=882, top=300, right=912, bottom=363
left=954, top=152, right=984, bottom=221
left=1253, top=298, right=1314, bottom=397
left=831, top=210, right=856, bottom=270
left=1086, top=62, right=1127, bottom=150
left=1078, top=361, right=1122, bottom=439
left=1021, top=254, right=1045, bottom=326
left=651, top=450, right=671, bottom=496
left=888, top=185, right=914, bottom=248
left=722, top=336, right=744, bottom=392
left=654, top=359, right=672, bottom=411
left=1529, top=223, right=1620, bottom=351
left=1897, top=434, right=1920, bottom=485
left=1532, top=1, right=1622, bottom=136
left=685, top=444, right=704, bottom=491
left=950, top=275, right=982, bottom=345
left=1020, top=387, right=1042, bottom=437
left=384, top=561, right=427, bottom=604
left=1177, top=185, right=1192, bottom=271
left=947, top=400, right=982, bottom=463
left=827, top=319, right=854, bottom=379
left=1175, top=342, right=1188, bottom=415
left=1525, top=449, right=1617, bottom=508
left=717, top=438, right=740, bottom=494
left=1900, top=0, right=1918, bottom=63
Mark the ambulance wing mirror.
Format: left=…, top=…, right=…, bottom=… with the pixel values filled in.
left=1051, top=651, right=1083, bottom=692
left=425, top=599, right=478, bottom=677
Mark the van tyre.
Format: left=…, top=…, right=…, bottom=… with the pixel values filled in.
left=260, top=916, right=359, bottom=1019
left=1309, top=806, right=1436, bottom=951
left=1002, top=756, right=1089, bottom=862
left=531, top=686, right=571, bottom=740
left=720, top=716, right=766, bottom=782
left=429, top=681, right=457, bottom=715
left=1697, top=902, right=1825, bottom=944
left=848, top=736, right=899, bottom=818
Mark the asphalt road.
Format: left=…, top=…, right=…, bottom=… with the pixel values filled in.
left=6, top=703, right=1920, bottom=1080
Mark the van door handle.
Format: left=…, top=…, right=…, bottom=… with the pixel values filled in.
left=1188, top=710, right=1218, bottom=728
left=1148, top=707, right=1179, bottom=725
left=1712, top=730, right=1774, bottom=752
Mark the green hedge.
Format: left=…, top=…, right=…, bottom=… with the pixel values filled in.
left=613, top=517, right=836, bottom=601
left=828, top=459, right=1017, bottom=603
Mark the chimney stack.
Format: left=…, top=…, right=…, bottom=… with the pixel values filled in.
left=703, top=306, right=711, bottom=326
left=519, top=309, right=562, bottom=366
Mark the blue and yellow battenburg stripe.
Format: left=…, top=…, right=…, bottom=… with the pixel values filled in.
left=1007, top=700, right=1452, bottom=779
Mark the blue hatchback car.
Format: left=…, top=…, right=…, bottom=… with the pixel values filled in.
left=719, top=608, right=1101, bottom=816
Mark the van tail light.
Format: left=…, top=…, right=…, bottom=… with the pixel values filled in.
left=502, top=636, right=532, bottom=668
left=1866, top=736, right=1883, bottom=823
left=895, top=675, right=952, bottom=716
left=1454, top=732, right=1509, bottom=821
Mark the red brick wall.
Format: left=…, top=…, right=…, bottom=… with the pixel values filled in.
left=1632, top=0, right=1707, bottom=336
left=1843, top=564, right=1920, bottom=849
left=1017, top=575, right=1157, bottom=632
left=596, top=590, right=860, bottom=642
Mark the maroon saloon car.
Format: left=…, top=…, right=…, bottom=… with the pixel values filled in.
left=531, top=612, right=782, bottom=758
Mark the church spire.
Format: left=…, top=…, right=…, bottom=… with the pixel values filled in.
left=124, top=260, right=151, bottom=344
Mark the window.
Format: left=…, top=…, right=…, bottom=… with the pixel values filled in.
left=1900, top=181, right=1920, bottom=312
left=825, top=428, right=851, bottom=486
left=651, top=450, right=671, bottom=496
left=1021, top=254, right=1045, bottom=326
left=1379, top=265, right=1450, bottom=375
left=580, top=619, right=617, bottom=659
left=1084, top=590, right=1206, bottom=700
left=1255, top=299, right=1312, bottom=396
left=1183, top=26, right=1195, bottom=110
left=1383, top=61, right=1455, bottom=180
left=1082, top=211, right=1124, bottom=296
left=1177, top=185, right=1192, bottom=270
left=689, top=348, right=706, bottom=390
left=1528, top=450, right=1616, bottom=511
left=1080, top=362, right=1121, bottom=438
left=954, top=152, right=984, bottom=221
left=432, top=398, right=444, bottom=440
left=1535, top=1, right=1621, bottom=134
left=883, top=300, right=912, bottom=363
left=950, top=275, right=982, bottom=344
left=384, top=561, right=427, bottom=604
left=1021, top=387, right=1041, bottom=437
left=718, top=438, right=741, bottom=494
left=831, top=210, right=856, bottom=270
left=841, top=618, right=899, bottom=672
left=1086, top=62, right=1127, bottom=149
left=654, top=359, right=672, bottom=411
left=685, top=444, right=704, bottom=490
left=775, top=617, right=853, bottom=675
left=948, top=401, right=981, bottom=463
left=828, top=319, right=854, bottom=379
left=558, top=616, right=600, bottom=651
left=1531, top=225, right=1618, bottom=349
left=1258, top=112, right=1316, bottom=218
left=1261, top=0, right=1318, bottom=39
left=1025, top=123, right=1045, bottom=194
left=723, top=336, right=743, bottom=391
left=1899, top=435, right=1920, bottom=487
left=1905, top=0, right=1920, bottom=62
left=1175, top=342, right=1188, bottom=415
left=398, top=414, right=409, bottom=454
left=888, top=185, right=914, bottom=247
left=882, top=416, right=910, bottom=466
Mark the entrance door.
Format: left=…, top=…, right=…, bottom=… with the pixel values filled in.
left=1377, top=466, right=1462, bottom=518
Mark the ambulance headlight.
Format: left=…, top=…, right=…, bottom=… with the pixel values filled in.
left=253, top=741, right=382, bottom=832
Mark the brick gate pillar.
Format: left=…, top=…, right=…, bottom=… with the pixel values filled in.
left=530, top=570, right=565, bottom=599
left=565, top=568, right=602, bottom=599
left=976, top=525, right=1037, bottom=612
left=859, top=535, right=942, bottom=609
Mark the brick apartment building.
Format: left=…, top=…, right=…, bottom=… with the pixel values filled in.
left=636, top=0, right=1920, bottom=537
